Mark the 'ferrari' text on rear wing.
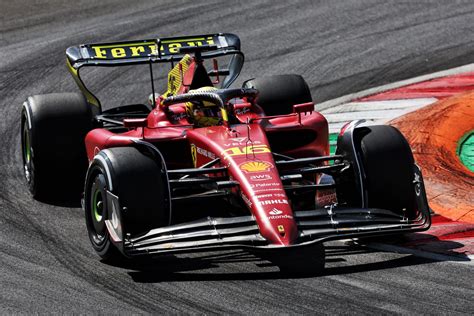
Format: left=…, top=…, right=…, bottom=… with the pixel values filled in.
left=66, top=33, right=241, bottom=69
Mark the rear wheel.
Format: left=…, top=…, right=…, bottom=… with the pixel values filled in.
left=243, top=74, right=312, bottom=115
left=84, top=147, right=168, bottom=261
left=21, top=93, right=92, bottom=200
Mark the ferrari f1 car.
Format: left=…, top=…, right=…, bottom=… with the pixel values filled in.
left=21, top=33, right=431, bottom=273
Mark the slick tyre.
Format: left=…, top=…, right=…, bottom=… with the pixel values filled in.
left=84, top=147, right=168, bottom=261
left=243, top=74, right=312, bottom=115
left=21, top=93, right=92, bottom=201
left=357, top=125, right=416, bottom=217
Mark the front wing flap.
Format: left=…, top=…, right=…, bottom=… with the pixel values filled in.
left=115, top=163, right=431, bottom=256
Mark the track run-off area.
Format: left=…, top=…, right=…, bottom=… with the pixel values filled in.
left=1, top=1, right=473, bottom=313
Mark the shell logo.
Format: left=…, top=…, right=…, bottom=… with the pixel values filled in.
left=240, top=161, right=273, bottom=173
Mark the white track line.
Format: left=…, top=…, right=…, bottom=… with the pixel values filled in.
left=319, top=63, right=474, bottom=263
left=324, top=98, right=438, bottom=133
left=315, top=62, right=474, bottom=111
left=367, top=242, right=474, bottom=265
left=323, top=98, right=437, bottom=113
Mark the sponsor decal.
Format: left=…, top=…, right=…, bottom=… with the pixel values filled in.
left=255, top=192, right=287, bottom=200
left=241, top=193, right=252, bottom=208
left=171, top=112, right=188, bottom=122
left=221, top=144, right=270, bottom=158
left=316, top=191, right=337, bottom=207
left=253, top=188, right=285, bottom=193
left=256, top=193, right=274, bottom=199
left=250, top=182, right=281, bottom=189
left=230, top=137, right=247, bottom=142
left=235, top=107, right=251, bottom=115
left=269, top=214, right=293, bottom=220
left=250, top=174, right=272, bottom=181
left=223, top=140, right=261, bottom=147
left=196, top=146, right=216, bottom=160
left=240, top=161, right=273, bottom=173
left=258, top=199, right=288, bottom=206
left=269, top=208, right=282, bottom=215
left=414, top=172, right=421, bottom=196
left=88, top=36, right=217, bottom=59
left=277, top=225, right=285, bottom=233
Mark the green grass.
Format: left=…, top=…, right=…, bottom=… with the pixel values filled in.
left=458, top=130, right=474, bottom=173
left=329, top=133, right=338, bottom=156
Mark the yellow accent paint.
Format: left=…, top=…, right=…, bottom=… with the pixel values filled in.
left=93, top=47, right=108, bottom=59
left=66, top=58, right=100, bottom=107
left=129, top=46, right=145, bottom=56
left=111, top=47, right=126, bottom=58
left=190, top=144, right=197, bottom=167
left=91, top=42, right=155, bottom=49
left=149, top=44, right=158, bottom=55
left=164, top=54, right=192, bottom=97
left=222, top=145, right=271, bottom=157
left=161, top=37, right=206, bottom=43
left=220, top=108, right=228, bottom=122
left=240, top=161, right=273, bottom=173
left=168, top=43, right=182, bottom=54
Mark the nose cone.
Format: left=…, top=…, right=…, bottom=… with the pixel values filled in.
left=229, top=158, right=299, bottom=246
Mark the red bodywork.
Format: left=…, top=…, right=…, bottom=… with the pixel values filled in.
left=84, top=59, right=329, bottom=247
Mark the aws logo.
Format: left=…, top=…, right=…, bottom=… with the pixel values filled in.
left=250, top=174, right=272, bottom=181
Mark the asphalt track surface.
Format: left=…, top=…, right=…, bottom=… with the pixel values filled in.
left=1, top=0, right=474, bottom=313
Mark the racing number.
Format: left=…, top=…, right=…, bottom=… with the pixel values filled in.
left=222, top=145, right=271, bottom=157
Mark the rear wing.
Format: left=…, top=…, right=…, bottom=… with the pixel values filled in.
left=65, top=33, right=243, bottom=112
left=66, top=33, right=241, bottom=69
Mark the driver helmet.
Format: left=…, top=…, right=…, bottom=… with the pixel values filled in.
left=185, top=86, right=223, bottom=127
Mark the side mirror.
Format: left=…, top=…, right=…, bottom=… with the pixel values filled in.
left=123, top=118, right=148, bottom=128
left=292, top=102, right=314, bottom=114
left=292, top=102, right=314, bottom=124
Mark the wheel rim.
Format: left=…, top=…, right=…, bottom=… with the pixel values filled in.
left=22, top=121, right=32, bottom=183
left=89, top=173, right=107, bottom=244
left=93, top=189, right=104, bottom=222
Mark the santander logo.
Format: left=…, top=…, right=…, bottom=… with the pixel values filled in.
left=267, top=207, right=293, bottom=220
left=269, top=208, right=283, bottom=215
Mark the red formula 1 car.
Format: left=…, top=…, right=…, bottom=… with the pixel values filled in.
left=21, top=33, right=430, bottom=273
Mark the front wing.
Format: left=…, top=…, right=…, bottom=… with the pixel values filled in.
left=118, top=167, right=430, bottom=256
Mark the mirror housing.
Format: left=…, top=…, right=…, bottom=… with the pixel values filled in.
left=292, top=102, right=314, bottom=114
left=293, top=102, right=314, bottom=124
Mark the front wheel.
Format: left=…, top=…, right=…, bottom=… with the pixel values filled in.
left=336, top=125, right=417, bottom=218
left=84, top=147, right=169, bottom=261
